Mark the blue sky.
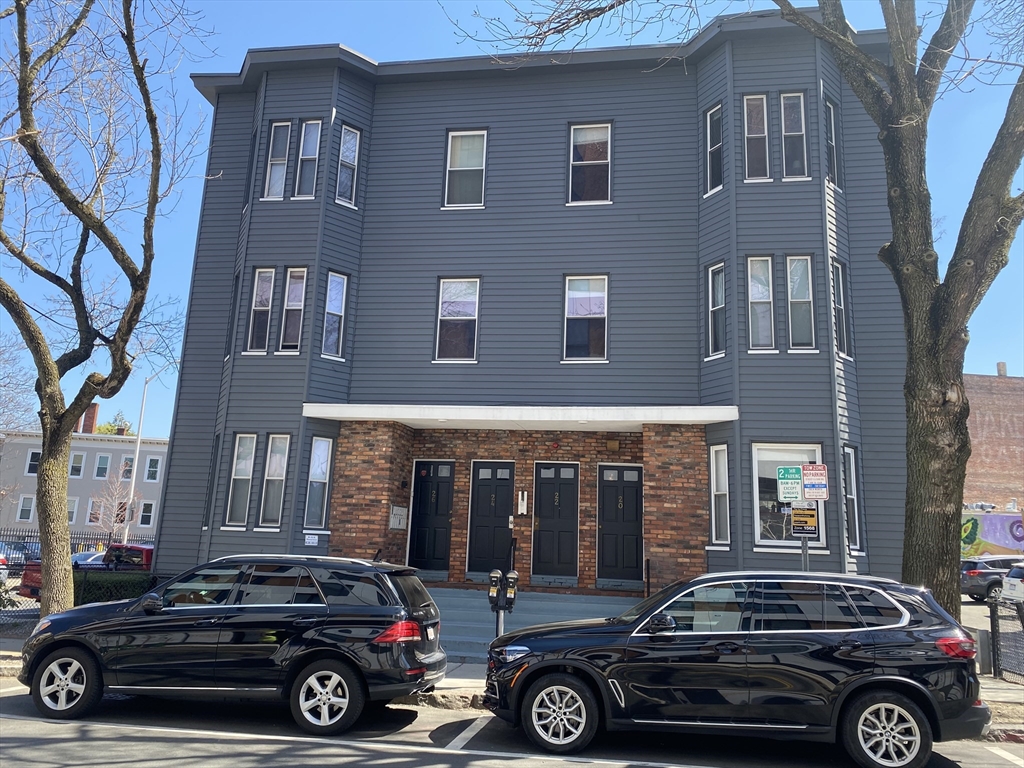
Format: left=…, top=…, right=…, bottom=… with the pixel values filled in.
left=22, top=0, right=1023, bottom=438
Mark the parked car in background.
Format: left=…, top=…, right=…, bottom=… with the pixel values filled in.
left=70, top=552, right=105, bottom=567
left=1004, top=563, right=1024, bottom=602
left=486, top=571, right=989, bottom=768
left=18, top=544, right=156, bottom=600
left=0, top=554, right=8, bottom=584
left=20, top=555, right=446, bottom=736
left=0, top=541, right=41, bottom=573
left=960, top=556, right=1023, bottom=601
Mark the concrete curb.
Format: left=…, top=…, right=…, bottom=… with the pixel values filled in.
left=982, top=726, right=1024, bottom=744
left=393, top=689, right=486, bottom=710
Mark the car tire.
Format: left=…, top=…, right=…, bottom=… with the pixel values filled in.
left=968, top=594, right=986, bottom=602
left=987, top=583, right=1002, bottom=601
left=520, top=673, right=599, bottom=754
left=289, top=658, right=365, bottom=736
left=30, top=646, right=103, bottom=720
left=841, top=690, right=932, bottom=768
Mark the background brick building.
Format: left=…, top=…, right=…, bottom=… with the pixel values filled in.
left=963, top=363, right=1024, bottom=510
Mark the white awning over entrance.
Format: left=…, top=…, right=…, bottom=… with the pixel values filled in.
left=301, top=403, right=739, bottom=432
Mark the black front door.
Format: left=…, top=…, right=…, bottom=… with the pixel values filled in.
left=409, top=460, right=454, bottom=570
left=468, top=461, right=515, bottom=573
left=532, top=463, right=578, bottom=577
left=598, top=466, right=643, bottom=581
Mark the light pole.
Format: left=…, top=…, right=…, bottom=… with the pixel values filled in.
left=122, top=360, right=177, bottom=544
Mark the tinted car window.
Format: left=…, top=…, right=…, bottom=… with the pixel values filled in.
left=164, top=565, right=243, bottom=607
left=1008, top=566, right=1024, bottom=579
left=844, top=586, right=904, bottom=627
left=391, top=574, right=434, bottom=610
left=961, top=561, right=979, bottom=571
left=661, top=582, right=750, bottom=632
left=318, top=570, right=391, bottom=607
left=823, top=584, right=862, bottom=630
left=294, top=571, right=325, bottom=604
left=239, top=564, right=320, bottom=605
left=757, top=581, right=824, bottom=631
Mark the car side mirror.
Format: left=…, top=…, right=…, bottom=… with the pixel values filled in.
left=140, top=592, right=163, bottom=614
left=647, top=613, right=677, bottom=633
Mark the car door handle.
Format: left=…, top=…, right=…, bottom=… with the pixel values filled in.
left=833, top=640, right=863, bottom=651
left=194, top=618, right=221, bottom=627
left=293, top=617, right=318, bottom=627
left=714, top=642, right=743, bottom=654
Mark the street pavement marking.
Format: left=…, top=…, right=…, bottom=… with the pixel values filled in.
left=0, top=684, right=27, bottom=694
left=986, top=745, right=1024, bottom=767
left=445, top=715, right=490, bottom=750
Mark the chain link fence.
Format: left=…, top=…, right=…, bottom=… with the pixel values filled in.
left=990, top=598, right=1024, bottom=685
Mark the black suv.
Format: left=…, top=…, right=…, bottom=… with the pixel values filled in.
left=20, top=555, right=445, bottom=735
left=485, top=572, right=989, bottom=768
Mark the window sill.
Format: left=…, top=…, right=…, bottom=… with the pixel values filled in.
left=705, top=545, right=731, bottom=551
left=702, top=187, right=723, bottom=199
left=241, top=351, right=267, bottom=356
left=565, top=200, right=612, bottom=207
left=432, top=359, right=478, bottom=364
left=320, top=354, right=346, bottom=362
left=838, top=352, right=855, bottom=363
left=253, top=527, right=280, bottom=533
left=850, top=549, right=868, bottom=557
left=220, top=526, right=247, bottom=532
left=782, top=176, right=813, bottom=183
left=274, top=350, right=301, bottom=356
left=743, top=178, right=773, bottom=184
left=747, top=349, right=779, bottom=354
left=560, top=359, right=610, bottom=364
left=787, top=349, right=819, bottom=354
left=259, top=197, right=285, bottom=203
left=335, top=200, right=358, bottom=210
left=303, top=529, right=331, bottom=535
left=752, top=546, right=830, bottom=554
left=827, top=182, right=844, bottom=194
left=704, top=353, right=726, bottom=362
left=440, top=205, right=485, bottom=211
left=291, top=195, right=316, bottom=201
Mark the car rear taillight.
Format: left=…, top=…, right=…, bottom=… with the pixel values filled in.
left=965, top=570, right=982, bottom=577
left=374, top=620, right=422, bottom=643
left=0, top=556, right=7, bottom=566
left=936, top=636, right=977, bottom=659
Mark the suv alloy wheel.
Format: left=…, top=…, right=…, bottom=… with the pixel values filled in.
left=520, top=673, right=599, bottom=754
left=290, top=658, right=365, bottom=735
left=841, top=690, right=932, bottom=768
left=31, top=647, right=103, bottom=720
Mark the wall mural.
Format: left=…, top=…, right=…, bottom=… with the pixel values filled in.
left=961, top=513, right=1024, bottom=558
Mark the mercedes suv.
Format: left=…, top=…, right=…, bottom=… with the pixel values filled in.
left=20, top=555, right=446, bottom=735
left=485, top=572, right=989, bottom=768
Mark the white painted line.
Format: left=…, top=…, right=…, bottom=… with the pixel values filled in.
left=987, top=745, right=1024, bottom=768
left=445, top=715, right=490, bottom=750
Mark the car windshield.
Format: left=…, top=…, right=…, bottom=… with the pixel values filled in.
left=613, top=579, right=690, bottom=623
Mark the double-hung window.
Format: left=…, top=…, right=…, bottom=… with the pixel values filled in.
left=564, top=276, right=607, bottom=360
left=94, top=454, right=110, bottom=479
left=743, top=95, right=769, bottom=180
left=833, top=262, right=851, bottom=357
left=17, top=495, right=34, bottom=522
left=259, top=434, right=290, bottom=527
left=709, top=445, right=730, bottom=545
left=226, top=434, right=257, bottom=527
left=145, top=456, right=161, bottom=483
left=336, top=125, right=360, bottom=206
left=781, top=93, right=808, bottom=178
left=67, top=498, right=78, bottom=525
left=120, top=455, right=134, bottom=481
left=139, top=501, right=155, bottom=528
left=824, top=99, right=840, bottom=187
left=87, top=499, right=103, bottom=525
left=247, top=269, right=275, bottom=352
left=264, top=122, right=291, bottom=199
left=435, top=278, right=480, bottom=361
left=69, top=452, right=85, bottom=478
left=707, top=263, right=726, bottom=358
left=26, top=451, right=41, bottom=475
left=705, top=105, right=723, bottom=194
left=843, top=446, right=862, bottom=551
left=747, top=257, right=775, bottom=349
left=279, top=268, right=307, bottom=352
left=322, top=272, right=347, bottom=358
left=294, top=120, right=321, bottom=198
left=787, top=255, right=814, bottom=349
left=569, top=124, right=610, bottom=203
left=225, top=272, right=240, bottom=359
left=304, top=437, right=332, bottom=529
left=445, top=130, right=486, bottom=207
left=752, top=443, right=825, bottom=547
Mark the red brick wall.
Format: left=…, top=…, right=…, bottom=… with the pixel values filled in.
left=964, top=374, right=1024, bottom=509
left=327, top=422, right=709, bottom=593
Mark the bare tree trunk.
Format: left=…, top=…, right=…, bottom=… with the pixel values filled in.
left=35, top=427, right=75, bottom=617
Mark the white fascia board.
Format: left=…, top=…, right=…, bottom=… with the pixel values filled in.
left=301, top=403, right=739, bottom=431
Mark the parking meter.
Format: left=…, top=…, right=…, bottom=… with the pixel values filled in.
left=488, top=570, right=503, bottom=611
left=504, top=570, right=519, bottom=612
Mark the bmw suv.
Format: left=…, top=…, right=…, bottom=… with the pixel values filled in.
left=20, top=555, right=446, bottom=735
left=485, top=572, right=989, bottom=768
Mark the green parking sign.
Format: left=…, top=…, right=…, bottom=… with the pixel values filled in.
left=777, top=466, right=803, bottom=502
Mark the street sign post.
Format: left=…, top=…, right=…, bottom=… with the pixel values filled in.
left=777, top=466, right=803, bottom=502
left=791, top=502, right=818, bottom=571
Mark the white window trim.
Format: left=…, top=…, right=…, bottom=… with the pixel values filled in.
left=94, top=453, right=111, bottom=480
left=707, top=262, right=726, bottom=358
left=279, top=267, right=307, bottom=352
left=710, top=445, right=730, bottom=545
left=705, top=105, right=723, bottom=195
left=322, top=272, right=347, bottom=359
left=743, top=95, right=769, bottom=180
left=569, top=123, right=611, bottom=204
left=226, top=434, right=257, bottom=527
left=563, top=274, right=608, bottom=361
left=293, top=119, right=322, bottom=199
left=258, top=434, right=290, bottom=528
left=16, top=495, right=35, bottom=522
left=144, top=455, right=161, bottom=483
left=435, top=278, right=480, bottom=362
left=751, top=442, right=826, bottom=548
left=67, top=497, right=78, bottom=525
left=824, top=99, right=841, bottom=190
left=336, top=125, right=361, bottom=207
left=120, top=454, right=134, bottom=482
left=445, top=130, right=487, bottom=208
left=247, top=268, right=275, bottom=352
left=304, top=437, right=333, bottom=530
left=263, top=121, right=291, bottom=200
left=138, top=500, right=156, bottom=528
left=786, top=255, right=815, bottom=349
left=747, top=256, right=775, bottom=350
left=781, top=92, right=808, bottom=179
left=69, top=451, right=86, bottom=479
left=87, top=498, right=103, bottom=526
left=844, top=445, right=863, bottom=552
left=25, top=450, right=41, bottom=476
left=833, top=261, right=852, bottom=359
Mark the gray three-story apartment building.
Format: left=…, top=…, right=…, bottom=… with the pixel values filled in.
left=155, top=9, right=906, bottom=593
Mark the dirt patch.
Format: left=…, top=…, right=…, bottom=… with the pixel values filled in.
left=989, top=701, right=1024, bottom=724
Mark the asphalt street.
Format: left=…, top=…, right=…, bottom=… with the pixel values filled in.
left=1, top=682, right=1021, bottom=768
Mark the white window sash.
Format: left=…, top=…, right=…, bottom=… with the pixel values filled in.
left=293, top=119, right=322, bottom=198
left=743, top=95, right=769, bottom=180
left=247, top=268, right=275, bottom=352
left=305, top=437, right=332, bottom=529
left=786, top=255, right=815, bottom=349
left=708, top=263, right=726, bottom=357
left=259, top=434, right=290, bottom=527
left=825, top=101, right=839, bottom=186
left=751, top=442, right=825, bottom=547
left=145, top=456, right=161, bottom=483
left=87, top=499, right=103, bottom=525
left=563, top=275, right=608, bottom=360
left=844, top=446, right=862, bottom=551
left=263, top=122, right=291, bottom=199
left=226, top=434, right=257, bottom=527
left=94, top=454, right=111, bottom=479
left=435, top=278, right=480, bottom=360
left=710, top=445, right=730, bottom=544
left=336, top=126, right=361, bottom=205
left=705, top=105, right=723, bottom=194
left=781, top=93, right=808, bottom=178
left=279, top=268, right=307, bottom=351
left=120, top=454, right=134, bottom=481
left=747, top=257, right=775, bottom=349
left=322, top=272, right=347, bottom=358
left=445, top=130, right=487, bottom=207
left=67, top=498, right=78, bottom=525
left=569, top=123, right=611, bottom=203
left=139, top=501, right=155, bottom=527
left=69, top=452, right=85, bottom=478
left=25, top=451, right=41, bottom=476
left=17, top=495, right=35, bottom=522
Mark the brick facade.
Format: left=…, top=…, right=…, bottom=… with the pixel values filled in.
left=328, top=421, right=709, bottom=594
left=964, top=373, right=1024, bottom=509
